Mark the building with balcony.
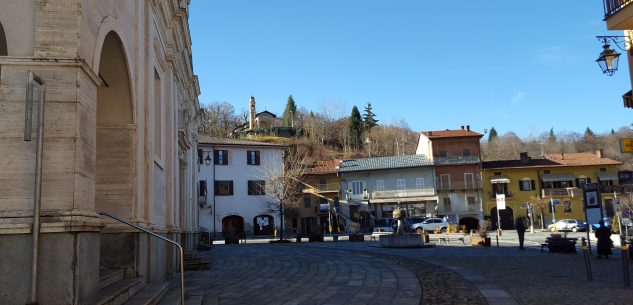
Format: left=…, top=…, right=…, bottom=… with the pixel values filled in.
left=298, top=159, right=343, bottom=235
left=416, top=126, right=484, bottom=230
left=482, top=150, right=622, bottom=230
left=198, top=137, right=287, bottom=238
left=603, top=0, right=633, bottom=107
left=338, top=155, right=436, bottom=232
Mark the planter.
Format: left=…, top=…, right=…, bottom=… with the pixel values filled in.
left=349, top=234, right=365, bottom=242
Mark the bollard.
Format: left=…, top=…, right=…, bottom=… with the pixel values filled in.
left=581, top=238, right=593, bottom=281
left=622, top=239, right=630, bottom=287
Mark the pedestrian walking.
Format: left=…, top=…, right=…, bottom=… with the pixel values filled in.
left=595, top=220, right=613, bottom=259
left=515, top=218, right=526, bottom=249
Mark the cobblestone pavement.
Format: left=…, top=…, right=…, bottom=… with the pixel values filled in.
left=191, top=234, right=633, bottom=305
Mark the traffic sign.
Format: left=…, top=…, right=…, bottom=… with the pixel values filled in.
left=620, top=138, right=633, bottom=153
left=496, top=194, right=506, bottom=210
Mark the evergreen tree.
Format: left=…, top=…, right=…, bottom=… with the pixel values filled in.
left=283, top=95, right=297, bottom=127
left=362, top=102, right=378, bottom=131
left=611, top=128, right=616, bottom=135
left=584, top=127, right=595, bottom=137
left=488, top=127, right=498, bottom=142
left=348, top=106, right=364, bottom=151
left=548, top=127, right=557, bottom=144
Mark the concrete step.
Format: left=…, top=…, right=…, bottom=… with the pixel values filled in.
left=99, top=269, right=125, bottom=290
left=123, top=280, right=169, bottom=305
left=156, top=287, right=203, bottom=305
left=96, top=277, right=144, bottom=305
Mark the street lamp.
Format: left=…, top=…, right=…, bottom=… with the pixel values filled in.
left=204, top=152, right=212, bottom=166
left=595, top=36, right=628, bottom=76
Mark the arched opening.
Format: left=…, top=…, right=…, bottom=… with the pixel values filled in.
left=0, top=22, right=7, bottom=56
left=223, top=216, right=245, bottom=237
left=95, top=31, right=134, bottom=217
left=490, top=207, right=515, bottom=230
left=253, top=214, right=274, bottom=235
left=459, top=217, right=480, bottom=231
left=96, top=31, right=136, bottom=272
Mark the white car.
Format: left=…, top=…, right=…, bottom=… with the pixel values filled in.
left=548, top=219, right=587, bottom=232
left=410, top=218, right=447, bottom=233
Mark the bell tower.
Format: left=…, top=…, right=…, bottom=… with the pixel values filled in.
left=249, top=96, right=256, bottom=129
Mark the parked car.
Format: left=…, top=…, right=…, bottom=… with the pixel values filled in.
left=392, top=217, right=426, bottom=233
left=548, top=219, right=588, bottom=232
left=410, top=218, right=447, bottom=233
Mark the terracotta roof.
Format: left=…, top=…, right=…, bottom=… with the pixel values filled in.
left=309, top=159, right=341, bottom=174
left=198, top=136, right=287, bottom=147
left=420, top=129, right=483, bottom=139
left=483, top=152, right=621, bottom=170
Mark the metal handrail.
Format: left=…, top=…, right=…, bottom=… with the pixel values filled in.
left=99, top=212, right=185, bottom=305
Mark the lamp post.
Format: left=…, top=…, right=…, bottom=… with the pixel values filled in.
left=595, top=35, right=628, bottom=76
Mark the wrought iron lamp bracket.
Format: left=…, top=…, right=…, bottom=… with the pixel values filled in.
left=596, top=35, right=631, bottom=52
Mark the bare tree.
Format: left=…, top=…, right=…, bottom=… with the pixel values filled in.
left=200, top=101, right=238, bottom=137
left=260, top=147, right=309, bottom=240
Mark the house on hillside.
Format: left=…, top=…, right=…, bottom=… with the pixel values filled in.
left=232, top=96, right=296, bottom=138
left=338, top=155, right=437, bottom=233
left=198, top=137, right=287, bottom=238
left=482, top=150, right=622, bottom=230
left=416, top=126, right=485, bottom=230
left=297, top=160, right=343, bottom=235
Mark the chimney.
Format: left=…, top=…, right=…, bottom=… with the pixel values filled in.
left=461, top=125, right=464, bottom=130
left=596, top=149, right=604, bottom=158
left=520, top=152, right=530, bottom=164
left=466, top=125, right=470, bottom=131
left=249, top=96, right=256, bottom=130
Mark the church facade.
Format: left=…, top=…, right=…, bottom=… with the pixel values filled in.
left=0, top=1, right=200, bottom=304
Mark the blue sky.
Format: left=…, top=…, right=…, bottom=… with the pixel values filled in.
left=190, top=1, right=632, bottom=138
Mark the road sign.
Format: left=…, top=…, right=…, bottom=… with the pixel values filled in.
left=620, top=138, right=633, bottom=153
left=496, top=194, right=506, bottom=210
left=552, top=199, right=561, bottom=205
left=520, top=203, right=528, bottom=209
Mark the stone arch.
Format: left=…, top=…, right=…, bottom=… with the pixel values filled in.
left=0, top=22, right=7, bottom=56
left=459, top=217, right=480, bottom=231
left=95, top=31, right=136, bottom=218
left=223, top=215, right=245, bottom=236
left=490, top=207, right=515, bottom=230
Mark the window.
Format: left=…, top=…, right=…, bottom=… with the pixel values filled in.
left=199, top=180, right=207, bottom=196
left=154, top=69, right=163, bottom=159
left=397, top=179, right=406, bottom=190
left=543, top=170, right=551, bottom=174
left=350, top=181, right=365, bottom=195
left=248, top=180, right=266, bottom=195
left=304, top=197, right=311, bottom=208
left=439, top=174, right=451, bottom=189
left=463, top=149, right=471, bottom=156
left=214, top=180, right=233, bottom=196
left=376, top=180, right=385, bottom=191
left=467, top=196, right=476, bottom=211
left=437, top=150, right=448, bottom=157
left=519, top=179, right=535, bottom=191
left=443, top=197, right=451, bottom=212
left=464, top=173, right=474, bottom=189
left=416, top=178, right=424, bottom=189
left=214, top=150, right=228, bottom=165
left=247, top=150, right=260, bottom=165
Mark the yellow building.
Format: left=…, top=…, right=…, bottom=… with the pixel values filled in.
left=296, top=160, right=343, bottom=235
left=482, top=151, right=621, bottom=230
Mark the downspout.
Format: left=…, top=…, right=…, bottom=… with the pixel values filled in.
left=25, top=71, right=46, bottom=305
left=212, top=144, right=216, bottom=238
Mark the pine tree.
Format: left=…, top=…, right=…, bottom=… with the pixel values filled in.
left=548, top=127, right=556, bottom=144
left=348, top=106, right=364, bottom=151
left=488, top=127, right=498, bottom=142
left=362, top=102, right=378, bottom=131
left=584, top=127, right=594, bottom=137
left=283, top=95, right=297, bottom=127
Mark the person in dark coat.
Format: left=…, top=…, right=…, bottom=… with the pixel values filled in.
left=595, top=220, right=613, bottom=259
left=515, top=218, right=526, bottom=249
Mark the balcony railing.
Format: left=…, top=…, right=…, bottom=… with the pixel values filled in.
left=604, top=0, right=633, bottom=18
left=437, top=205, right=482, bottom=213
left=436, top=181, right=482, bottom=191
left=542, top=188, right=571, bottom=197
left=302, top=183, right=340, bottom=194
left=372, top=188, right=435, bottom=199
left=434, top=156, right=480, bottom=165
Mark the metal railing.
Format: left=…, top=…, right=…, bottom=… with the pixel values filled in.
left=542, top=188, right=573, bottom=197
left=436, top=181, right=482, bottom=191
left=303, top=183, right=340, bottom=194
left=99, top=212, right=185, bottom=305
left=604, top=0, right=633, bottom=17
left=372, top=188, right=435, bottom=199
left=488, top=191, right=513, bottom=199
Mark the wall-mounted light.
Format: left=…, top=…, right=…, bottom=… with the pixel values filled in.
left=205, top=152, right=212, bottom=166
left=595, top=35, right=629, bottom=76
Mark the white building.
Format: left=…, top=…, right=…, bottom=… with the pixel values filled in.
left=197, top=137, right=287, bottom=238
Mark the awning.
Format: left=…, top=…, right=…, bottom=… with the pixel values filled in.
left=597, top=172, right=618, bottom=181
left=370, top=196, right=438, bottom=204
left=489, top=175, right=510, bottom=184
left=541, top=173, right=575, bottom=182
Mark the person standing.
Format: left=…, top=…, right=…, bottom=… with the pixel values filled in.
left=595, top=220, right=613, bottom=259
left=515, top=218, right=526, bottom=249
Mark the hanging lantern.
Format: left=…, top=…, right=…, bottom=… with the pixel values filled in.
left=596, top=43, right=621, bottom=76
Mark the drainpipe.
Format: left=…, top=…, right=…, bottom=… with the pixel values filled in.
left=212, top=144, right=216, bottom=239
left=25, top=71, right=46, bottom=305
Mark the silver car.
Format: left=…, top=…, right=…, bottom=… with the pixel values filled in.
left=548, top=219, right=587, bottom=232
left=410, top=218, right=447, bottom=233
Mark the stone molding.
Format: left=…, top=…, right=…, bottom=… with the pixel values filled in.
left=0, top=56, right=103, bottom=86
left=0, top=209, right=103, bottom=234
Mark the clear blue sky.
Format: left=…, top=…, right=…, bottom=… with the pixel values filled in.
left=190, top=1, right=632, bottom=138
